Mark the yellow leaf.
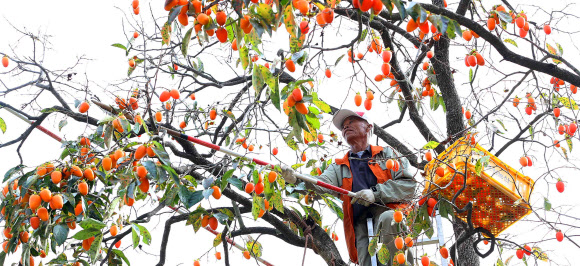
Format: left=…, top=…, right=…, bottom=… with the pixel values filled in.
left=283, top=5, right=296, bottom=37
left=558, top=97, right=579, bottom=110
left=161, top=22, right=172, bottom=46
left=546, top=43, right=561, bottom=64
left=532, top=247, right=548, bottom=262
left=313, top=2, right=326, bottom=11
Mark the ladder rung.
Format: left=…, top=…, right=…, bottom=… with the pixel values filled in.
left=415, top=238, right=439, bottom=246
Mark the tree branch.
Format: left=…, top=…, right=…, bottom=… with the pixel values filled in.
left=420, top=3, right=580, bottom=85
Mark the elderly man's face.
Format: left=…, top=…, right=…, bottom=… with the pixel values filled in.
left=341, top=116, right=371, bottom=144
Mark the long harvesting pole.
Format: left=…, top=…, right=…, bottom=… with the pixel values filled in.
left=160, top=127, right=357, bottom=198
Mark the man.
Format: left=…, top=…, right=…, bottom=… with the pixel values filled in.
left=281, top=109, right=416, bottom=266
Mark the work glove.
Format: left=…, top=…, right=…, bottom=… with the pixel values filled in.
left=280, top=165, right=297, bottom=184
left=350, top=189, right=375, bottom=207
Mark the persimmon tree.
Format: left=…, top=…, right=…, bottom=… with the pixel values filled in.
left=1, top=0, right=580, bottom=265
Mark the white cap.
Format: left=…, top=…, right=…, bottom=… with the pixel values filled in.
left=332, top=109, right=372, bottom=131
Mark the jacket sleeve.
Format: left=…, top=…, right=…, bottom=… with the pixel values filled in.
left=299, top=164, right=343, bottom=197
left=374, top=147, right=417, bottom=204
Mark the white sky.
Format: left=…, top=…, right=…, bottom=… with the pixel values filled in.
left=1, top=0, right=580, bottom=265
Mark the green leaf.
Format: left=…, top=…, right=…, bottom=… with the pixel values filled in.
left=504, top=38, right=518, bottom=47
left=259, top=65, right=280, bottom=110
left=359, top=29, right=368, bottom=43
left=368, top=236, right=378, bottom=256
left=270, top=191, right=284, bottom=213
left=392, top=0, right=406, bottom=20
left=438, top=199, right=453, bottom=220
left=302, top=205, right=322, bottom=225
left=469, top=68, right=473, bottom=82
left=305, top=113, right=320, bottom=130
left=334, top=55, right=345, bottom=66
left=112, top=249, right=131, bottom=266
left=214, top=211, right=232, bottom=223
left=213, top=233, right=223, bottom=247
left=290, top=34, right=306, bottom=53
left=377, top=243, right=390, bottom=264
left=323, top=197, right=343, bottom=219
left=220, top=168, right=235, bottom=187
left=80, top=218, right=107, bottom=231
left=544, top=197, right=551, bottom=211
left=53, top=224, right=69, bottom=246
left=40, top=107, right=57, bottom=114
left=451, top=20, right=463, bottom=39
left=142, top=161, right=158, bottom=181
left=556, top=43, right=564, bottom=55
left=422, top=141, right=440, bottom=150
left=152, top=146, right=171, bottom=165
left=22, top=174, right=40, bottom=193
left=252, top=63, right=265, bottom=95
left=0, top=117, right=6, bottom=133
left=4, top=164, right=25, bottom=183
left=475, top=155, right=490, bottom=176
left=445, top=20, right=456, bottom=39
left=160, top=164, right=180, bottom=186
left=167, top=5, right=182, bottom=25
left=308, top=106, right=320, bottom=115
left=295, top=110, right=311, bottom=133
left=529, top=126, right=534, bottom=140
left=131, top=224, right=140, bottom=249
left=313, top=100, right=331, bottom=113
left=252, top=195, right=265, bottom=220
left=496, top=11, right=513, bottom=23
left=496, top=258, right=505, bottom=266
left=405, top=2, right=421, bottom=22
left=496, top=119, right=507, bottom=132
left=227, top=177, right=244, bottom=191
left=246, top=238, right=263, bottom=257
left=111, top=43, right=127, bottom=51
left=88, top=233, right=103, bottom=262
left=566, top=135, right=573, bottom=152
left=285, top=135, right=298, bottom=150
left=20, top=244, right=30, bottom=266
left=232, top=0, right=243, bottom=16
left=427, top=66, right=438, bottom=86
left=257, top=4, right=275, bottom=24
left=72, top=229, right=101, bottom=240
left=178, top=187, right=204, bottom=209
left=182, top=27, right=193, bottom=57
left=240, top=46, right=250, bottom=70
left=428, top=14, right=450, bottom=34
left=425, top=225, right=434, bottom=239
left=133, top=224, right=151, bottom=245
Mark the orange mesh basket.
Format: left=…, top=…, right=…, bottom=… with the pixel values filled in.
left=422, top=137, right=534, bottom=236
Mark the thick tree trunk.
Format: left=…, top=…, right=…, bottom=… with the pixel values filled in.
left=432, top=34, right=465, bottom=140
left=452, top=219, right=481, bottom=266
left=431, top=0, right=480, bottom=264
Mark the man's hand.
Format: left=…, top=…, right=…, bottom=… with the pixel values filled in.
left=350, top=189, right=375, bottom=207
left=280, top=165, right=297, bottom=184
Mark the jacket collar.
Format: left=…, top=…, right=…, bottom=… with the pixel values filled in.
left=335, top=145, right=384, bottom=165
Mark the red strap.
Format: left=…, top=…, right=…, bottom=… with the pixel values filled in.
left=317, top=180, right=351, bottom=195
left=36, top=125, right=63, bottom=142
left=252, top=158, right=274, bottom=168
left=186, top=135, right=221, bottom=151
